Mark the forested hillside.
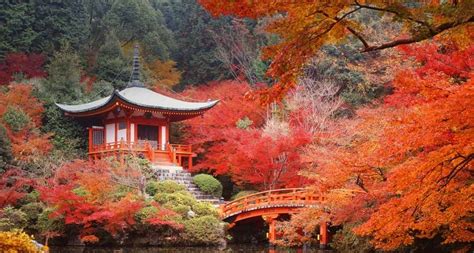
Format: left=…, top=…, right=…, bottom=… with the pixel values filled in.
left=0, top=1, right=472, bottom=252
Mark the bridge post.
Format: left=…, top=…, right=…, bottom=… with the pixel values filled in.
left=319, top=221, right=329, bottom=249
left=263, top=214, right=279, bottom=245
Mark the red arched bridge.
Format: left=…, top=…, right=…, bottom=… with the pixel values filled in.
left=220, top=188, right=330, bottom=246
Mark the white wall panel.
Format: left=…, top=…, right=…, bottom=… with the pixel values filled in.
left=106, top=123, right=115, bottom=143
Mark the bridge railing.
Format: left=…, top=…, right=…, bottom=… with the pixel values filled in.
left=221, top=188, right=325, bottom=219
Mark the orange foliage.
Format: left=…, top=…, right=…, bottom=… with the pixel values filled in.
left=39, top=160, right=179, bottom=242
left=0, top=84, right=44, bottom=125
left=0, top=84, right=52, bottom=163
left=199, top=1, right=473, bottom=103
left=305, top=42, right=473, bottom=250
left=148, top=59, right=181, bottom=89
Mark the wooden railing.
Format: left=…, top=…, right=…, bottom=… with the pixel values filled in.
left=88, top=141, right=194, bottom=169
left=220, top=188, right=325, bottom=220
left=170, top=144, right=192, bottom=153
left=89, top=141, right=147, bottom=153
left=166, top=143, right=178, bottom=164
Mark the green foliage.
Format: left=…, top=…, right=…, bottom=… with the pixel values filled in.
left=135, top=205, right=159, bottom=223
left=154, top=191, right=195, bottom=207
left=182, top=215, right=224, bottom=245
left=193, top=174, right=223, bottom=197
left=104, top=0, right=173, bottom=61
left=0, top=124, right=13, bottom=172
left=305, top=45, right=386, bottom=108
left=41, top=104, right=85, bottom=157
left=92, top=34, right=131, bottom=90
left=39, top=45, right=84, bottom=103
left=146, top=180, right=186, bottom=196
left=0, top=1, right=88, bottom=57
left=154, top=190, right=218, bottom=219
left=36, top=208, right=64, bottom=236
left=331, top=223, right=375, bottom=253
left=236, top=116, right=253, bottom=129
left=231, top=190, right=257, bottom=200
left=2, top=106, right=31, bottom=132
left=72, top=187, right=90, bottom=197
left=192, top=202, right=219, bottom=217
left=0, top=2, right=36, bottom=58
left=157, top=0, right=231, bottom=87
left=20, top=202, right=44, bottom=232
left=30, top=0, right=88, bottom=55
left=0, top=206, right=28, bottom=231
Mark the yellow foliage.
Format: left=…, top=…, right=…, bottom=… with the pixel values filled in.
left=0, top=231, right=48, bottom=253
left=148, top=59, right=181, bottom=89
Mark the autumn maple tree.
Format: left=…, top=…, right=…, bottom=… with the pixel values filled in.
left=39, top=160, right=180, bottom=243
left=0, top=84, right=52, bottom=165
left=182, top=81, right=312, bottom=190
left=301, top=40, right=473, bottom=250
left=199, top=0, right=473, bottom=102
left=0, top=53, right=47, bottom=85
left=182, top=80, right=264, bottom=169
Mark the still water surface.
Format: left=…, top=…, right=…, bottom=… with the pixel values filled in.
left=50, top=245, right=332, bottom=253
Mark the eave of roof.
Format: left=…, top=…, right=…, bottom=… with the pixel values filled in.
left=56, top=87, right=219, bottom=115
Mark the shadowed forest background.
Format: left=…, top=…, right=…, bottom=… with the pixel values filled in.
left=0, top=1, right=472, bottom=252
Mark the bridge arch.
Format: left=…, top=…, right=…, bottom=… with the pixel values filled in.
left=220, top=188, right=329, bottom=246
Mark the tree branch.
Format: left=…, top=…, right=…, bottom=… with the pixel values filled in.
left=353, top=0, right=436, bottom=34
left=349, top=2, right=474, bottom=52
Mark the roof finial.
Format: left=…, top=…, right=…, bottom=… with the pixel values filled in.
left=127, top=43, right=144, bottom=88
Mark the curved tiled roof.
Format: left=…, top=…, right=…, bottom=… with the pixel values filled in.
left=56, top=87, right=219, bottom=114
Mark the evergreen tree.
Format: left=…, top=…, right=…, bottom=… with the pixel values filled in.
left=0, top=1, right=89, bottom=58
left=93, top=34, right=131, bottom=90
left=30, top=0, right=89, bottom=55
left=104, top=0, right=173, bottom=61
left=0, top=124, right=13, bottom=173
left=39, top=46, right=84, bottom=104
left=156, top=0, right=231, bottom=87
left=0, top=2, right=37, bottom=58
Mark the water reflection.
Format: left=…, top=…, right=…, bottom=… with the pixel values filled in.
left=50, top=245, right=332, bottom=253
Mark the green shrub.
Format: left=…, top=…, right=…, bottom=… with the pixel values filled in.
left=2, top=106, right=30, bottom=132
left=0, top=124, right=12, bottom=172
left=146, top=180, right=186, bottom=196
left=231, top=190, right=258, bottom=200
left=192, top=202, right=219, bottom=217
left=154, top=191, right=219, bottom=219
left=167, top=204, right=191, bottom=217
left=0, top=206, right=28, bottom=231
left=192, top=174, right=223, bottom=197
left=37, top=208, right=64, bottom=236
left=182, top=215, right=224, bottom=245
left=154, top=191, right=196, bottom=207
left=135, top=205, right=159, bottom=223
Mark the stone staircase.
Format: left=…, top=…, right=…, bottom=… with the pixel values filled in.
left=152, top=164, right=223, bottom=205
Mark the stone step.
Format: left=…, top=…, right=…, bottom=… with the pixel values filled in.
left=151, top=166, right=222, bottom=204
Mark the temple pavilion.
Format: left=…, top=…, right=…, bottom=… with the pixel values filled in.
left=56, top=46, right=218, bottom=169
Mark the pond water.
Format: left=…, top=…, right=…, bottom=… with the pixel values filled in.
left=50, top=245, right=332, bottom=253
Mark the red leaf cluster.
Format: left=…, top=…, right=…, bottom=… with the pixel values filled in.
left=0, top=169, right=33, bottom=208
left=39, top=160, right=178, bottom=241
left=182, top=80, right=311, bottom=190
left=0, top=53, right=46, bottom=85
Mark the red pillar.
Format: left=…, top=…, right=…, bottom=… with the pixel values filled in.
left=264, top=214, right=279, bottom=245
left=188, top=156, right=193, bottom=170
left=87, top=127, right=92, bottom=154
left=320, top=221, right=328, bottom=249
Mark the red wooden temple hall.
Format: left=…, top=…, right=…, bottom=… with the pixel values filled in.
left=56, top=45, right=218, bottom=169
